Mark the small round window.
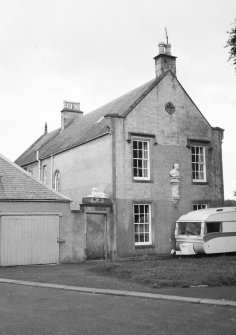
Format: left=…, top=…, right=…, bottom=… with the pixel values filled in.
left=165, top=102, right=175, bottom=115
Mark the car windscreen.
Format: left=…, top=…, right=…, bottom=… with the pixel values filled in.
left=177, top=222, right=202, bottom=236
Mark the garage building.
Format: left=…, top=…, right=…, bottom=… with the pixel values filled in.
left=0, top=153, right=82, bottom=266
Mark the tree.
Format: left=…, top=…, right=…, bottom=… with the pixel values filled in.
left=225, top=20, right=236, bottom=70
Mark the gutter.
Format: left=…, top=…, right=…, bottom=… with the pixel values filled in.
left=34, top=131, right=110, bottom=162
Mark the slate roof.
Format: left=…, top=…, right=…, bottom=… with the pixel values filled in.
left=0, top=154, right=71, bottom=202
left=15, top=73, right=167, bottom=167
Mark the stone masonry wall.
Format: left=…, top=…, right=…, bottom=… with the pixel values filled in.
left=113, top=72, right=224, bottom=257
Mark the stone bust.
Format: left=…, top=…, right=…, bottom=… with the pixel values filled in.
left=169, top=163, right=180, bottom=180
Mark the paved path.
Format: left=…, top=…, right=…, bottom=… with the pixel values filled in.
left=0, top=277, right=236, bottom=307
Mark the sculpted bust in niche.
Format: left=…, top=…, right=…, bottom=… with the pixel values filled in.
left=169, top=163, right=180, bottom=180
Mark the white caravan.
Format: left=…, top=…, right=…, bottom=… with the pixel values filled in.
left=173, top=207, right=236, bottom=255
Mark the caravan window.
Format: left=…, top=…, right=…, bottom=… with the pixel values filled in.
left=177, top=222, right=202, bottom=236
left=206, top=222, right=222, bottom=234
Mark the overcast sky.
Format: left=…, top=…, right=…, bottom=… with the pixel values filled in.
left=0, top=0, right=236, bottom=199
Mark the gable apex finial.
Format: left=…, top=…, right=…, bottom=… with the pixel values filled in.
left=44, top=122, right=48, bottom=134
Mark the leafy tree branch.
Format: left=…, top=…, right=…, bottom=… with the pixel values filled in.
left=225, top=20, right=236, bottom=70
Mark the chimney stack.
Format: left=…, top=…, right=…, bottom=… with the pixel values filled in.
left=61, top=101, right=83, bottom=130
left=154, top=42, right=177, bottom=78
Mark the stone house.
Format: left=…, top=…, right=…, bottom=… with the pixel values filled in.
left=15, top=43, right=224, bottom=258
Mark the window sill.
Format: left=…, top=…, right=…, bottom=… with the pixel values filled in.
left=192, top=181, right=208, bottom=185
left=133, top=179, right=153, bottom=183
left=135, top=245, right=155, bottom=249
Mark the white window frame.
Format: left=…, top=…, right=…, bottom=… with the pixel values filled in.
left=133, top=204, right=151, bottom=246
left=54, top=170, right=61, bottom=192
left=193, top=203, right=208, bottom=211
left=132, top=139, right=150, bottom=181
left=42, top=165, right=47, bottom=184
left=191, top=145, right=206, bottom=182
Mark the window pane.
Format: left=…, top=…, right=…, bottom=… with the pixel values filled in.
left=193, top=204, right=207, bottom=210
left=145, top=224, right=149, bottom=232
left=206, top=222, right=221, bottom=233
left=143, top=150, right=148, bottom=159
left=140, top=234, right=144, bottom=242
left=178, top=222, right=201, bottom=235
left=144, top=213, right=149, bottom=222
left=134, top=215, right=139, bottom=223
left=139, top=215, right=144, bottom=223
left=143, top=169, right=148, bottom=178
left=138, top=160, right=142, bottom=168
left=139, top=224, right=144, bottom=233
left=143, top=160, right=148, bottom=169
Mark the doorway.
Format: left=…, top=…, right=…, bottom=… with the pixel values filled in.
left=85, top=213, right=107, bottom=260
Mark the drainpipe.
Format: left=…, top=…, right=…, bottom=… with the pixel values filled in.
left=36, top=150, right=41, bottom=180
left=110, top=117, right=117, bottom=260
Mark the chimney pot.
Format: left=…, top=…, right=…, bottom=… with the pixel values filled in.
left=63, top=101, right=80, bottom=111
left=165, top=43, right=171, bottom=55
left=158, top=42, right=165, bottom=54
left=61, top=101, right=83, bottom=130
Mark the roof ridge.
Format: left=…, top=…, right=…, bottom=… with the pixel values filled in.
left=15, top=75, right=169, bottom=166
left=15, top=128, right=61, bottom=165
left=90, top=78, right=157, bottom=116
left=15, top=133, right=46, bottom=163
left=122, top=71, right=169, bottom=117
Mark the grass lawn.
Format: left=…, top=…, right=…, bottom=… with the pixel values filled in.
left=90, top=254, right=236, bottom=288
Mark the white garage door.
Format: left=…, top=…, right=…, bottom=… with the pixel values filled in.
left=0, top=215, right=59, bottom=266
